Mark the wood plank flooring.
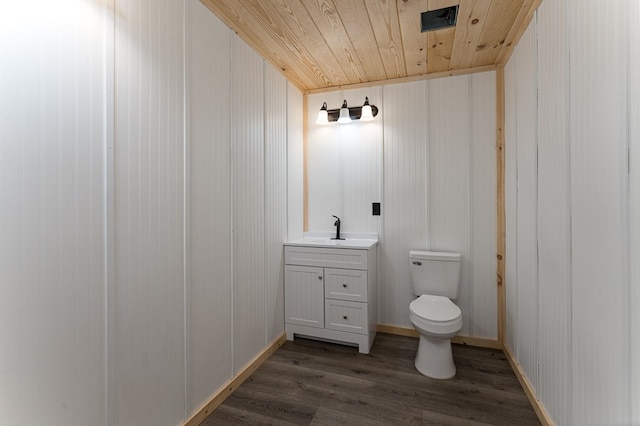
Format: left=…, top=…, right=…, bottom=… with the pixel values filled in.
left=200, top=333, right=541, bottom=425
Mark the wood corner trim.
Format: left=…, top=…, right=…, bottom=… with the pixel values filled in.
left=182, top=332, right=287, bottom=426
left=503, top=344, right=555, bottom=426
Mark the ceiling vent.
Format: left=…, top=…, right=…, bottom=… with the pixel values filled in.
left=421, top=5, right=459, bottom=32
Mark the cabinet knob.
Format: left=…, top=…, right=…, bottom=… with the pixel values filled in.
left=318, top=275, right=323, bottom=280
left=343, top=315, right=348, bottom=320
left=342, top=283, right=347, bottom=288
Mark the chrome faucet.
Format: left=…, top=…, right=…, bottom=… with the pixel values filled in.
left=331, top=215, right=344, bottom=240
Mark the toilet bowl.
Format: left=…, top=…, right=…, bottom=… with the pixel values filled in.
left=409, top=294, right=462, bottom=379
left=409, top=250, right=463, bottom=379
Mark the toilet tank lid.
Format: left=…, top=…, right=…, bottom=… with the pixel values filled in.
left=409, top=250, right=461, bottom=261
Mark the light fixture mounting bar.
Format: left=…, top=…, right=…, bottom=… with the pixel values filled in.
left=326, top=105, right=378, bottom=122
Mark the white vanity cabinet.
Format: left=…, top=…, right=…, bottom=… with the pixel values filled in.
left=283, top=240, right=377, bottom=354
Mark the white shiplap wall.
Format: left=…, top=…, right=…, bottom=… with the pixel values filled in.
left=504, top=0, right=636, bottom=423
left=306, top=74, right=497, bottom=337
left=307, top=89, right=383, bottom=234
left=504, top=56, right=518, bottom=353
left=0, top=3, right=108, bottom=424
left=1, top=1, right=298, bottom=425
left=535, top=1, right=571, bottom=423
left=514, top=22, right=538, bottom=391
left=114, top=0, right=186, bottom=423
left=379, top=81, right=429, bottom=327
left=264, top=65, right=287, bottom=343
left=569, top=1, right=629, bottom=423
left=186, top=0, right=232, bottom=415
left=469, top=72, right=498, bottom=339
left=631, top=3, right=640, bottom=424
left=231, top=37, right=266, bottom=374
left=287, top=84, right=304, bottom=241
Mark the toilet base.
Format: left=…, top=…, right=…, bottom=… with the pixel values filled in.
left=414, top=334, right=456, bottom=379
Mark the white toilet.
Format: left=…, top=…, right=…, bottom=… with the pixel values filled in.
left=409, top=250, right=463, bottom=379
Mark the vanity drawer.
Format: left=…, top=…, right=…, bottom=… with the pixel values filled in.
left=284, top=246, right=367, bottom=270
left=325, top=268, right=367, bottom=302
left=325, top=300, right=368, bottom=335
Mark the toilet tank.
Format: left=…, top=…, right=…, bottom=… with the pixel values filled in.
left=409, top=250, right=462, bottom=299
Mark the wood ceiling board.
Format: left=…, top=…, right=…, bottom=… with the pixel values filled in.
left=302, top=0, right=367, bottom=84
left=449, top=0, right=493, bottom=70
left=397, top=0, right=429, bottom=76
left=471, top=0, right=524, bottom=67
left=427, top=27, right=456, bottom=73
left=201, top=0, right=321, bottom=90
left=495, top=0, right=543, bottom=65
left=364, top=0, right=407, bottom=79
left=332, top=0, right=388, bottom=83
left=264, top=0, right=354, bottom=88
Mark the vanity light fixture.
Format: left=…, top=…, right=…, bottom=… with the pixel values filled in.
left=315, top=97, right=379, bottom=124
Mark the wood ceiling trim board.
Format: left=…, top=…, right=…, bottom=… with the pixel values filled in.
left=471, top=0, right=523, bottom=68
left=304, top=63, right=497, bottom=95
left=302, top=0, right=368, bottom=85
left=448, top=0, right=493, bottom=70
left=495, top=0, right=543, bottom=66
left=332, top=0, right=388, bottom=82
left=266, top=0, right=353, bottom=88
left=364, top=0, right=407, bottom=79
left=427, top=27, right=456, bottom=73
left=397, top=0, right=429, bottom=76
left=428, top=0, right=460, bottom=10
left=201, top=0, right=318, bottom=91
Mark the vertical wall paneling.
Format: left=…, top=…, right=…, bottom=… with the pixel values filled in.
left=287, top=84, right=304, bottom=240
left=306, top=89, right=383, bottom=235
left=535, top=1, right=571, bottom=424
left=104, top=2, right=117, bottom=423
left=231, top=36, right=266, bottom=373
left=505, top=2, right=636, bottom=423
left=307, top=91, right=348, bottom=231
left=630, top=2, right=640, bottom=423
left=514, top=22, right=538, bottom=388
left=114, top=0, right=186, bottom=424
left=428, top=75, right=472, bottom=335
left=0, top=3, right=108, bottom=424
left=380, top=81, right=429, bottom=327
left=264, top=65, right=287, bottom=343
left=469, top=72, right=497, bottom=339
left=568, top=1, right=629, bottom=423
left=504, top=57, right=518, bottom=353
left=338, top=88, right=383, bottom=235
left=185, top=0, right=232, bottom=415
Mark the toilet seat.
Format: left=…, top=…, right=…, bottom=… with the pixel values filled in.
left=410, top=295, right=461, bottom=321
left=409, top=295, right=462, bottom=336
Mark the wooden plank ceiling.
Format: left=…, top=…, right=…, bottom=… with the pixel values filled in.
left=200, top=0, right=540, bottom=93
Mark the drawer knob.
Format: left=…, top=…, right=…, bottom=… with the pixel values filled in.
left=318, top=275, right=323, bottom=280
left=342, top=283, right=347, bottom=288
left=343, top=315, right=348, bottom=320
left=412, top=261, right=422, bottom=266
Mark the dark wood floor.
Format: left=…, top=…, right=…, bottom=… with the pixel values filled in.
left=200, top=333, right=541, bottom=425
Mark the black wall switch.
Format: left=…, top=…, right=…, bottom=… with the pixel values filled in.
left=372, top=202, right=381, bottom=216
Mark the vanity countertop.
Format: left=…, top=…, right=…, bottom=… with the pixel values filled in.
left=285, top=233, right=378, bottom=249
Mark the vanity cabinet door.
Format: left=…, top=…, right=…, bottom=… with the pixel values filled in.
left=284, top=265, right=324, bottom=328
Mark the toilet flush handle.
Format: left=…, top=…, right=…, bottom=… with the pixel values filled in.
left=412, top=261, right=422, bottom=266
